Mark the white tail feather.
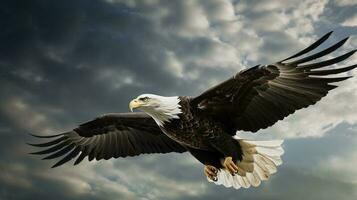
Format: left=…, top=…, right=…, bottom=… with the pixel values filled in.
left=207, top=138, right=284, bottom=189
left=245, top=140, right=283, bottom=147
left=255, top=146, right=284, bottom=156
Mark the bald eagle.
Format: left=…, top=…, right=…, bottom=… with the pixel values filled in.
left=29, top=32, right=356, bottom=189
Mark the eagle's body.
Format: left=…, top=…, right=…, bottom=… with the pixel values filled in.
left=159, top=97, right=228, bottom=150
left=159, top=96, right=212, bottom=150
left=29, top=32, right=356, bottom=189
left=156, top=96, right=243, bottom=168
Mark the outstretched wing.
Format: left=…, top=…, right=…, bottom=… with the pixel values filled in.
left=191, top=31, right=356, bottom=133
left=28, top=112, right=187, bottom=168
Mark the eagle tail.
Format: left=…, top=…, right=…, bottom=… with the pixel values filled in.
left=207, top=138, right=284, bottom=189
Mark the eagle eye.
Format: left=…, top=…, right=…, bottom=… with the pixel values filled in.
left=139, top=97, right=149, bottom=101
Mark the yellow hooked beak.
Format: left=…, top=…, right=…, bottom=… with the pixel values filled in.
left=129, top=99, right=142, bottom=112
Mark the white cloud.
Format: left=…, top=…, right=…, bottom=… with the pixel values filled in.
left=333, top=0, right=357, bottom=6
left=0, top=163, right=33, bottom=190
left=342, top=14, right=357, bottom=27
left=318, top=135, right=357, bottom=184
left=24, top=154, right=207, bottom=200
left=188, top=39, right=239, bottom=69
left=94, top=159, right=207, bottom=199
left=1, top=98, right=56, bottom=134
left=322, top=154, right=357, bottom=183
left=200, top=0, right=236, bottom=22
left=285, top=0, right=328, bottom=39
left=174, top=0, right=210, bottom=37
left=164, top=51, right=185, bottom=78
left=251, top=12, right=290, bottom=32
left=96, top=68, right=140, bottom=89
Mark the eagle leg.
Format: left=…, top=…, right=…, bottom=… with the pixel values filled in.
left=204, top=165, right=218, bottom=181
left=223, top=156, right=238, bottom=175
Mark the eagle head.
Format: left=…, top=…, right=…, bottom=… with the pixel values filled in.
left=129, top=94, right=182, bottom=126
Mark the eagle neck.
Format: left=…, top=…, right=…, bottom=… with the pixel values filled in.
left=144, top=96, right=182, bottom=126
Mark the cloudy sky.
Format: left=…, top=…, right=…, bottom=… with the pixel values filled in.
left=0, top=0, right=357, bottom=199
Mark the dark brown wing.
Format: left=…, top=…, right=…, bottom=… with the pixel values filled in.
left=191, top=31, right=356, bottom=133
left=28, top=112, right=186, bottom=168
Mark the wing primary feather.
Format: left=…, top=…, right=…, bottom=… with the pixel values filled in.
left=29, top=141, right=69, bottom=155
left=112, top=131, right=119, bottom=158
left=269, top=81, right=322, bottom=100
left=307, top=76, right=352, bottom=83
left=94, top=134, right=106, bottom=160
left=276, top=77, right=337, bottom=91
left=280, top=31, right=333, bottom=62
left=288, top=37, right=349, bottom=65
left=306, top=64, right=357, bottom=76
left=88, top=146, right=96, bottom=161
left=80, top=135, right=96, bottom=146
left=104, top=132, right=113, bottom=160
left=51, top=147, right=81, bottom=168
left=267, top=87, right=307, bottom=109
left=42, top=144, right=75, bottom=160
left=29, top=133, right=64, bottom=138
left=74, top=148, right=88, bottom=165
left=116, top=131, right=125, bottom=157
left=272, top=78, right=328, bottom=96
left=27, top=136, right=66, bottom=147
left=298, top=50, right=357, bottom=70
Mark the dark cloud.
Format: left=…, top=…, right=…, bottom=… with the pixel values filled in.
left=1, top=0, right=357, bottom=200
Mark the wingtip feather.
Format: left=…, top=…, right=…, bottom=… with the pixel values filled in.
left=29, top=133, right=64, bottom=138
left=280, top=31, right=334, bottom=62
